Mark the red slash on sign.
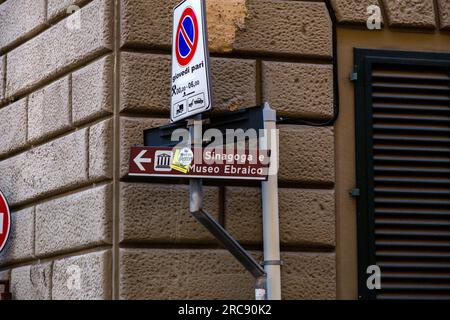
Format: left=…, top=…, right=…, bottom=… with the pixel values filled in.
left=0, top=190, right=11, bottom=253
left=129, top=147, right=270, bottom=181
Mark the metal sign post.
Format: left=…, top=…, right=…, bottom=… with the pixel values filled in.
left=186, top=114, right=268, bottom=300
left=130, top=105, right=281, bottom=300
left=188, top=114, right=203, bottom=214
left=260, top=103, right=282, bottom=300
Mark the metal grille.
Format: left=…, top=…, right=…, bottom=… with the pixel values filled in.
left=355, top=49, right=450, bottom=300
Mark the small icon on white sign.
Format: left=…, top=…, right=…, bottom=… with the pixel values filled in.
left=189, top=93, right=205, bottom=111
left=173, top=100, right=187, bottom=118
left=154, top=151, right=173, bottom=172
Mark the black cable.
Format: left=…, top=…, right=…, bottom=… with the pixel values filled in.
left=277, top=0, right=340, bottom=127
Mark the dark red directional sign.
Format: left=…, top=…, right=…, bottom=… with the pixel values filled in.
left=129, top=147, right=270, bottom=181
left=0, top=190, right=11, bottom=253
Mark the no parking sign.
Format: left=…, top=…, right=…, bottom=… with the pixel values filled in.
left=171, top=0, right=212, bottom=122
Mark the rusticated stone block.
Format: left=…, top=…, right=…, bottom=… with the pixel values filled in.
left=72, top=55, right=113, bottom=125
left=282, top=252, right=336, bottom=300
left=89, top=119, right=113, bottom=181
left=437, top=0, right=450, bottom=30
left=47, top=0, right=92, bottom=21
left=0, top=0, right=46, bottom=52
left=119, top=249, right=255, bottom=299
left=382, top=0, right=436, bottom=29
left=11, top=263, right=52, bottom=300
left=120, top=183, right=220, bottom=244
left=233, top=0, right=332, bottom=58
left=225, top=187, right=335, bottom=248
left=0, top=208, right=34, bottom=265
left=52, top=250, right=112, bottom=300
left=331, top=0, right=383, bottom=25
left=0, top=98, right=27, bottom=157
left=0, top=129, right=88, bottom=205
left=262, top=62, right=333, bottom=119
left=28, top=77, right=71, bottom=143
left=35, top=184, right=112, bottom=257
left=279, top=126, right=335, bottom=185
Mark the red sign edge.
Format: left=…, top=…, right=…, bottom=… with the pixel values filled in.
left=0, top=190, right=11, bottom=253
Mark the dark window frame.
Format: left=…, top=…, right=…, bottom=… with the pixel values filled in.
left=354, top=48, right=450, bottom=300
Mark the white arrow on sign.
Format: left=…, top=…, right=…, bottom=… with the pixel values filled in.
left=133, top=150, right=152, bottom=171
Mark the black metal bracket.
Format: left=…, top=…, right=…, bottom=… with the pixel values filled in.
left=144, top=106, right=266, bottom=148
left=189, top=208, right=266, bottom=280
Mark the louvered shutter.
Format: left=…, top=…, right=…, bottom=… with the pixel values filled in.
left=354, top=49, right=450, bottom=300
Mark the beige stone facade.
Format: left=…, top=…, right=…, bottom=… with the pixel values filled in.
left=0, top=0, right=449, bottom=300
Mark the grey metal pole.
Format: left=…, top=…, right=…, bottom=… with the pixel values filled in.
left=189, top=115, right=203, bottom=213
left=260, top=103, right=282, bottom=300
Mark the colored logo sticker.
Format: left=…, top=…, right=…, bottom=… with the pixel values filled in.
left=176, top=7, right=199, bottom=66
left=170, top=148, right=194, bottom=173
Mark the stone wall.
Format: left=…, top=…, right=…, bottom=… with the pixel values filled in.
left=0, top=0, right=114, bottom=300
left=0, top=0, right=340, bottom=300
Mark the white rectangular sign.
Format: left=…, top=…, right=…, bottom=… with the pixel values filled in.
left=171, top=0, right=212, bottom=122
left=0, top=212, right=3, bottom=235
